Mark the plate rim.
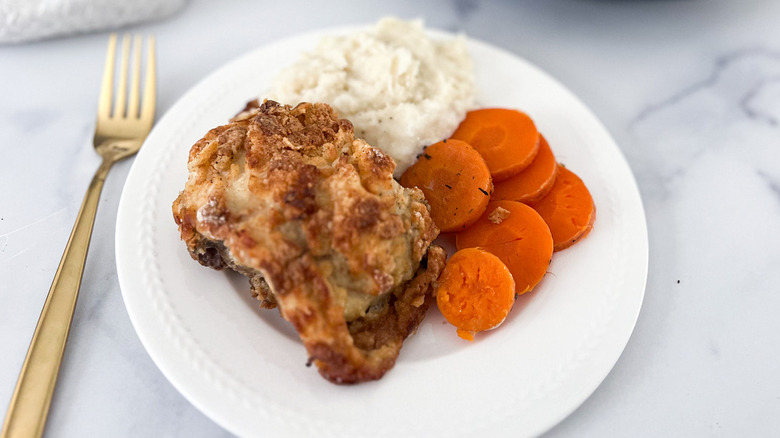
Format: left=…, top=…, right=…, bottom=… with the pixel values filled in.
left=116, top=25, right=648, bottom=438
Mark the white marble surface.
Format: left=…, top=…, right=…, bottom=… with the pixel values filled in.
left=2, top=0, right=779, bottom=436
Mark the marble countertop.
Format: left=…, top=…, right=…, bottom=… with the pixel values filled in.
left=2, top=0, right=779, bottom=436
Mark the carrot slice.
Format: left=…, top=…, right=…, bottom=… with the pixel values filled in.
left=530, top=165, right=595, bottom=251
left=400, top=139, right=493, bottom=233
left=436, top=248, right=516, bottom=341
left=456, top=201, right=553, bottom=294
left=492, top=134, right=558, bottom=204
left=450, top=108, right=540, bottom=182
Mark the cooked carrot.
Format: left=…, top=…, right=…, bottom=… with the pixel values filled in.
left=456, top=200, right=553, bottom=294
left=400, top=139, right=493, bottom=232
left=530, top=165, right=595, bottom=251
left=492, top=134, right=558, bottom=204
left=436, top=248, right=516, bottom=341
left=450, top=108, right=540, bottom=182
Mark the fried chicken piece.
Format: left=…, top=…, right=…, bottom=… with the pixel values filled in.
left=172, top=100, right=444, bottom=383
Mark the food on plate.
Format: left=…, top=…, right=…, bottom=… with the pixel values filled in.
left=268, top=17, right=475, bottom=177
left=436, top=248, right=515, bottom=341
left=488, top=206, right=511, bottom=224
left=395, top=104, right=594, bottom=339
left=399, top=139, right=492, bottom=233
left=492, top=134, right=558, bottom=204
left=450, top=108, right=540, bottom=182
left=456, top=201, right=553, bottom=295
left=172, top=100, right=446, bottom=383
left=530, top=165, right=596, bottom=252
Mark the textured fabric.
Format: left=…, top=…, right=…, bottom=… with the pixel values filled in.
left=0, top=0, right=187, bottom=44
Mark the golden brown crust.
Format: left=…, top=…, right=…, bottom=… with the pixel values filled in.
left=172, top=100, right=442, bottom=383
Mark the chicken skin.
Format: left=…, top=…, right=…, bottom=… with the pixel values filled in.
left=173, top=100, right=444, bottom=383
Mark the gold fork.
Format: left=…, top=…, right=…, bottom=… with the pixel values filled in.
left=1, top=34, right=156, bottom=438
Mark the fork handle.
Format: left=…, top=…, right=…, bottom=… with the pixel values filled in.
left=2, top=159, right=113, bottom=438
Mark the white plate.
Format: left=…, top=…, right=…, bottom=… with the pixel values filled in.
left=116, top=27, right=648, bottom=438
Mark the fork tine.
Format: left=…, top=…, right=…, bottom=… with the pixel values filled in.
left=113, top=34, right=131, bottom=118
left=127, top=35, right=142, bottom=119
left=140, top=35, right=157, bottom=125
left=97, top=34, right=117, bottom=119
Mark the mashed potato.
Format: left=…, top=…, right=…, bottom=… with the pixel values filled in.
left=268, top=17, right=475, bottom=177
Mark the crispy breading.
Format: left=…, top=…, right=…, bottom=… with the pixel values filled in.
left=172, top=100, right=443, bottom=383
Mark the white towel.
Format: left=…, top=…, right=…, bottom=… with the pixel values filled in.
left=0, top=0, right=187, bottom=44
